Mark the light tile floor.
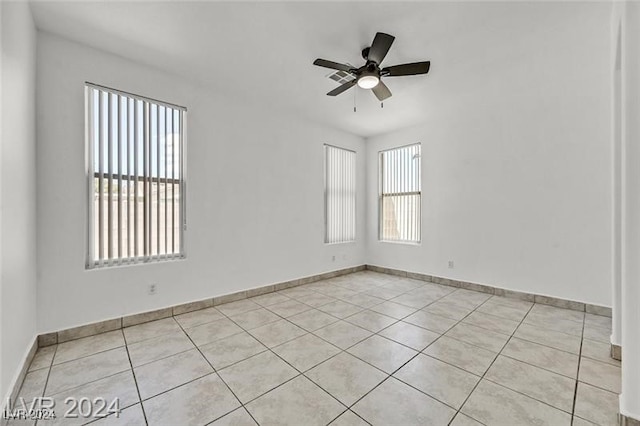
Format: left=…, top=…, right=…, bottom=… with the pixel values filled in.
left=10, top=271, right=621, bottom=425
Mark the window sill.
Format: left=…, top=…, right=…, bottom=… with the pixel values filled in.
left=86, top=255, right=186, bottom=271
left=378, top=240, right=421, bottom=246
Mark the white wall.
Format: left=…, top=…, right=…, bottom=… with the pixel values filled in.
left=611, top=0, right=623, bottom=355
left=36, top=33, right=366, bottom=333
left=1, top=0, right=4, bottom=405
left=366, top=3, right=612, bottom=306
left=0, top=0, right=38, bottom=405
left=619, top=1, right=640, bottom=420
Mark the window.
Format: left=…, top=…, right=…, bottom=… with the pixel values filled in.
left=324, top=144, right=356, bottom=243
left=85, top=83, right=186, bottom=268
left=379, top=143, right=421, bottom=243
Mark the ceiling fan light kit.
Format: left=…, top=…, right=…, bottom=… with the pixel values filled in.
left=357, top=74, right=379, bottom=89
left=313, top=32, right=431, bottom=101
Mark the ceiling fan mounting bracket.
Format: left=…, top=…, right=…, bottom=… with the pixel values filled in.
left=361, top=47, right=370, bottom=61
left=365, top=62, right=378, bottom=73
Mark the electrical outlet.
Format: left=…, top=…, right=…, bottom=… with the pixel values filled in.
left=148, top=283, right=157, bottom=295
left=448, top=261, right=454, bottom=269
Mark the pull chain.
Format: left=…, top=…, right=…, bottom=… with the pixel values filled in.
left=353, top=85, right=357, bottom=113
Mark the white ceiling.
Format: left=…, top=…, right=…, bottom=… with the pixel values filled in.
left=30, top=1, right=603, bottom=137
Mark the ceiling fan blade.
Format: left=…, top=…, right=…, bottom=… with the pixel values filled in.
left=372, top=80, right=392, bottom=101
left=327, top=79, right=357, bottom=96
left=367, top=32, right=395, bottom=64
left=313, top=59, right=354, bottom=73
left=382, top=61, right=431, bottom=76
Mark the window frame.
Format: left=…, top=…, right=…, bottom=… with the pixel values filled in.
left=378, top=143, right=422, bottom=244
left=323, top=144, right=357, bottom=244
left=84, top=82, right=187, bottom=269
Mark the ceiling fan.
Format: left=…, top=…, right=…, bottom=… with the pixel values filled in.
left=313, top=32, right=431, bottom=101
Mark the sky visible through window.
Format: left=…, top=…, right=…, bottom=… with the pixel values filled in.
left=92, top=93, right=180, bottom=179
left=381, top=144, right=421, bottom=194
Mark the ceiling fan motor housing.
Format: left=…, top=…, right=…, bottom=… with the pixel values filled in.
left=359, top=62, right=380, bottom=79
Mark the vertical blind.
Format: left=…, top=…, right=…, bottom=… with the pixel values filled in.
left=85, top=83, right=186, bottom=268
left=324, top=145, right=356, bottom=244
left=379, top=143, right=421, bottom=243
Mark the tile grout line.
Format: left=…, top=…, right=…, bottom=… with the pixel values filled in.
left=33, top=332, right=141, bottom=424
left=42, top=370, right=136, bottom=408
left=308, top=277, right=401, bottom=426
left=217, top=300, right=354, bottom=422
left=496, top=347, right=579, bottom=381
left=463, top=305, right=595, bottom=417
left=507, top=332, right=581, bottom=356
left=131, top=276, right=437, bottom=365
left=439, top=310, right=609, bottom=369
left=453, top=309, right=597, bottom=408
left=187, top=289, right=391, bottom=425
left=178, top=289, right=604, bottom=422
left=304, top=282, right=461, bottom=368
left=171, top=317, right=263, bottom=426
left=33, top=344, right=58, bottom=426
left=213, top=276, right=452, bottom=424
left=333, top=289, right=499, bottom=422
left=226, top=281, right=516, bottom=423
left=446, top=298, right=536, bottom=425
left=328, top=409, right=372, bottom=426
left=573, top=378, right=622, bottom=395
left=125, top=319, right=248, bottom=422
left=397, top=341, right=586, bottom=416
left=410, top=293, right=509, bottom=421
left=122, top=337, right=150, bottom=426
left=301, top=281, right=438, bottom=425
left=570, top=313, right=587, bottom=425
left=119, top=278, right=396, bottom=423
left=34, top=331, right=206, bottom=376
left=42, top=333, right=128, bottom=370
left=479, top=375, right=576, bottom=416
